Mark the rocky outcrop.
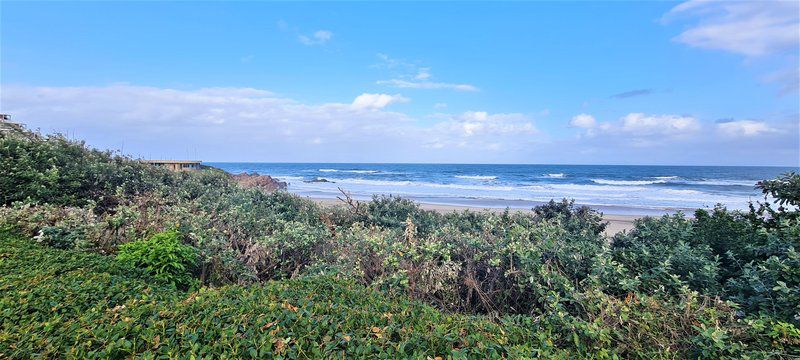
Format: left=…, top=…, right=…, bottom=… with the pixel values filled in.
left=305, top=178, right=335, bottom=183
left=231, top=173, right=287, bottom=192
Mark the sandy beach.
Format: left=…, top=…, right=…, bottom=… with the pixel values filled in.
left=308, top=197, right=640, bottom=236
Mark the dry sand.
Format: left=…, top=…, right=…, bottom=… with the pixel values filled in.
left=309, top=197, right=640, bottom=236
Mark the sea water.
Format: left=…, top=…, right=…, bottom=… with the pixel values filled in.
left=208, top=163, right=797, bottom=215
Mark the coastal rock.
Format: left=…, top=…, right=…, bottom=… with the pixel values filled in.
left=231, top=173, right=287, bottom=192
left=305, top=178, right=335, bottom=183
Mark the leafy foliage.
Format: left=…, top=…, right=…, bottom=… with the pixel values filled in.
left=608, top=213, right=722, bottom=296
left=116, top=229, right=199, bottom=290
left=1, top=127, right=800, bottom=357
left=758, top=172, right=800, bottom=207
left=2, top=229, right=797, bottom=358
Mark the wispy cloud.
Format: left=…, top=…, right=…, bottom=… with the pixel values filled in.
left=568, top=112, right=794, bottom=151
left=298, top=30, right=333, bottom=46
left=374, top=54, right=479, bottom=92
left=569, top=112, right=700, bottom=141
left=0, top=84, right=538, bottom=161
left=664, top=1, right=799, bottom=94
left=377, top=79, right=479, bottom=92
left=665, top=1, right=799, bottom=57
left=277, top=19, right=290, bottom=31
left=620, top=113, right=700, bottom=137
left=436, top=111, right=538, bottom=137
left=569, top=114, right=596, bottom=129
left=351, top=93, right=409, bottom=110
left=3, top=84, right=795, bottom=164
left=610, top=89, right=652, bottom=99
left=762, top=65, right=799, bottom=95
left=276, top=20, right=333, bottom=47
left=424, top=111, right=540, bottom=152
left=716, top=119, right=780, bottom=137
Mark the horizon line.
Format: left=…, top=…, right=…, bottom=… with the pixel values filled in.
left=201, top=161, right=799, bottom=169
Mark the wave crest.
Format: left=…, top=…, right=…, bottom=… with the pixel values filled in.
left=319, top=169, right=380, bottom=174
left=455, top=175, right=498, bottom=180
left=591, top=179, right=666, bottom=186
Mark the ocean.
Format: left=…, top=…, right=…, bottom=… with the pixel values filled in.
left=207, top=163, right=797, bottom=215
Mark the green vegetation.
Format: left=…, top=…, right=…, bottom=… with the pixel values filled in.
left=1, top=127, right=798, bottom=357
left=116, top=229, right=199, bottom=290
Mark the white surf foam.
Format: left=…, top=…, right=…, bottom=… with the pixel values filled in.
left=455, top=175, right=498, bottom=180
left=682, top=179, right=756, bottom=187
left=319, top=169, right=380, bottom=174
left=544, top=173, right=566, bottom=178
left=591, top=179, right=667, bottom=186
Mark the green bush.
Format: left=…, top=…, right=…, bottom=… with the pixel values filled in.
left=532, top=199, right=607, bottom=236
left=116, top=229, right=199, bottom=290
left=3, top=228, right=797, bottom=358
left=609, top=213, right=722, bottom=296
left=0, top=132, right=171, bottom=210
left=3, top=125, right=800, bottom=357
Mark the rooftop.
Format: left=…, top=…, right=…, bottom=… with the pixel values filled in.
left=143, top=160, right=202, bottom=164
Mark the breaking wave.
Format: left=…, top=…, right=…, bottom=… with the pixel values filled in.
left=319, top=169, right=380, bottom=174
left=455, top=175, right=498, bottom=180
left=591, top=179, right=667, bottom=186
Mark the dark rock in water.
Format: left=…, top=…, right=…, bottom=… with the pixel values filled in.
left=230, top=173, right=287, bottom=192
left=305, top=178, right=335, bottom=183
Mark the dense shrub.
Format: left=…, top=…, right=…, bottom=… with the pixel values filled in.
left=324, top=204, right=610, bottom=316
left=3, top=229, right=797, bottom=358
left=2, top=126, right=800, bottom=357
left=0, top=229, right=537, bottom=358
left=116, top=229, right=199, bottom=290
left=609, top=213, right=722, bottom=296
left=604, top=173, right=800, bottom=323
left=532, top=199, right=607, bottom=236
left=0, top=132, right=171, bottom=210
left=758, top=172, right=800, bottom=207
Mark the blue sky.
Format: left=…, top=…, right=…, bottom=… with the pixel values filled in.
left=1, top=1, right=798, bottom=165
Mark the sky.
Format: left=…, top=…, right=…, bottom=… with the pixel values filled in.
left=1, top=1, right=798, bottom=166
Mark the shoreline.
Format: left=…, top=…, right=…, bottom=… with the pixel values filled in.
left=307, top=197, right=642, bottom=236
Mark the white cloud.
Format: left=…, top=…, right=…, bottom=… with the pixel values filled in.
left=665, top=1, right=799, bottom=57
left=435, top=111, right=538, bottom=137
left=298, top=30, right=333, bottom=46
left=1, top=84, right=418, bottom=160
left=374, top=54, right=479, bottom=92
left=664, top=1, right=799, bottom=94
left=277, top=20, right=289, bottom=31
left=570, top=113, right=596, bottom=128
left=420, top=111, right=541, bottom=152
left=351, top=93, right=409, bottom=110
left=571, top=113, right=788, bottom=148
left=763, top=65, right=800, bottom=95
left=570, top=113, right=700, bottom=141
left=377, top=79, right=479, bottom=92
left=415, top=68, right=432, bottom=80
left=620, top=113, right=700, bottom=136
left=0, top=84, right=545, bottom=161
left=716, top=120, right=779, bottom=137
left=3, top=84, right=795, bottom=164
left=434, top=103, right=448, bottom=110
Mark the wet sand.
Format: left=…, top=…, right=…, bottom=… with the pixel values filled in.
left=309, top=197, right=641, bottom=236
